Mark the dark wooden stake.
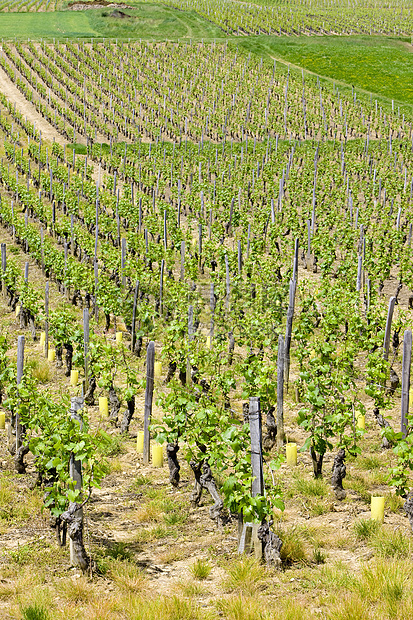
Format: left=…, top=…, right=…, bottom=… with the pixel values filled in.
left=69, top=396, right=85, bottom=567
left=276, top=335, right=285, bottom=447
left=383, top=296, right=396, bottom=361
left=284, top=279, right=296, bottom=389
left=83, top=308, right=89, bottom=393
left=131, top=280, right=139, bottom=354
left=44, top=282, right=49, bottom=359
left=143, top=341, right=155, bottom=465
left=401, top=330, right=412, bottom=438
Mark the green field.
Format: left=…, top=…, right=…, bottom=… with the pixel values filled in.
left=0, top=4, right=223, bottom=40
left=0, top=11, right=98, bottom=38
left=238, top=35, right=413, bottom=107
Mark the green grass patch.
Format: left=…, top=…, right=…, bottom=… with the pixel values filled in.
left=87, top=3, right=223, bottom=40
left=238, top=34, right=413, bottom=108
left=0, top=11, right=98, bottom=39
left=66, top=143, right=87, bottom=155
left=1, top=4, right=223, bottom=40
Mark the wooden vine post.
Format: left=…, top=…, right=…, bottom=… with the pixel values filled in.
left=284, top=278, right=297, bottom=390
left=401, top=330, right=412, bottom=438
left=159, top=259, right=165, bottom=315
left=276, top=335, right=285, bottom=447
left=44, top=281, right=49, bottom=359
left=40, top=227, right=45, bottom=273
left=225, top=253, right=230, bottom=310
left=83, top=308, right=89, bottom=393
left=383, top=296, right=396, bottom=361
left=94, top=260, right=99, bottom=322
left=180, top=240, right=185, bottom=281
left=187, top=305, right=194, bottom=385
left=131, top=280, right=139, bottom=354
left=209, top=282, right=215, bottom=346
left=69, top=396, right=84, bottom=567
left=238, top=396, right=264, bottom=559
left=249, top=397, right=264, bottom=497
left=143, top=341, right=155, bottom=465
left=121, top=238, right=127, bottom=288
left=1, top=243, right=6, bottom=299
left=15, top=335, right=25, bottom=473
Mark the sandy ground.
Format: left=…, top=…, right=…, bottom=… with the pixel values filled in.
left=0, top=63, right=64, bottom=144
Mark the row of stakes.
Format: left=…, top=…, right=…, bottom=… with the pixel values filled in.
left=0, top=415, right=386, bottom=519
left=2, top=307, right=388, bottom=518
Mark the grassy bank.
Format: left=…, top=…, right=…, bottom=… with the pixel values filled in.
left=238, top=35, right=413, bottom=107
left=0, top=4, right=223, bottom=40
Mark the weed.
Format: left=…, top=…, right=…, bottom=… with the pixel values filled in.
left=278, top=527, right=306, bottom=565
left=175, top=580, right=206, bottom=597
left=108, top=458, right=123, bottom=473
left=17, top=585, right=54, bottom=620
left=325, top=594, right=369, bottom=620
left=134, top=525, right=170, bottom=542
left=216, top=595, right=270, bottom=620
left=0, top=476, right=42, bottom=523
left=9, top=543, right=41, bottom=566
left=307, top=498, right=331, bottom=516
left=353, top=518, right=380, bottom=540
left=146, top=487, right=167, bottom=500
left=352, top=558, right=413, bottom=615
left=290, top=473, right=329, bottom=498
left=133, top=474, right=153, bottom=487
left=370, top=529, right=412, bottom=559
left=280, top=599, right=317, bottom=620
left=97, top=432, right=126, bottom=457
left=21, top=603, right=49, bottom=620
left=125, top=594, right=212, bottom=620
left=158, top=548, right=187, bottom=564
left=190, top=558, right=212, bottom=580
left=58, top=576, right=94, bottom=603
left=110, top=560, right=146, bottom=592
left=163, top=510, right=188, bottom=525
left=223, top=557, right=267, bottom=595
left=385, top=494, right=404, bottom=513
left=135, top=501, right=162, bottom=523
left=0, top=476, right=14, bottom=520
left=349, top=475, right=371, bottom=503
left=26, top=359, right=51, bottom=384
left=358, top=455, right=382, bottom=470
left=312, top=548, right=326, bottom=564
left=316, top=562, right=355, bottom=589
left=104, top=542, right=133, bottom=562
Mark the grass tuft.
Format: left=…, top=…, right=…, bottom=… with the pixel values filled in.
left=325, top=594, right=369, bottom=620
left=370, top=528, right=412, bottom=559
left=104, top=542, right=133, bottom=562
left=353, top=518, right=380, bottom=540
left=26, top=359, right=51, bottom=384
left=190, top=558, right=212, bottom=580
left=133, top=474, right=153, bottom=487
left=223, top=557, right=267, bottom=596
left=21, top=604, right=49, bottom=620
left=58, top=576, right=94, bottom=604
left=278, top=527, right=307, bottom=565
left=290, top=473, right=329, bottom=498
left=110, top=560, right=146, bottom=593
left=385, top=494, right=404, bottom=513
left=216, top=595, right=270, bottom=620
left=312, top=547, right=326, bottom=564
left=97, top=432, right=126, bottom=457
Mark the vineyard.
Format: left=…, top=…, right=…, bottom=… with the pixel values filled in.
left=1, top=2, right=413, bottom=620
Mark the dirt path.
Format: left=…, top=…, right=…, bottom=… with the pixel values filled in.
left=0, top=63, right=65, bottom=145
